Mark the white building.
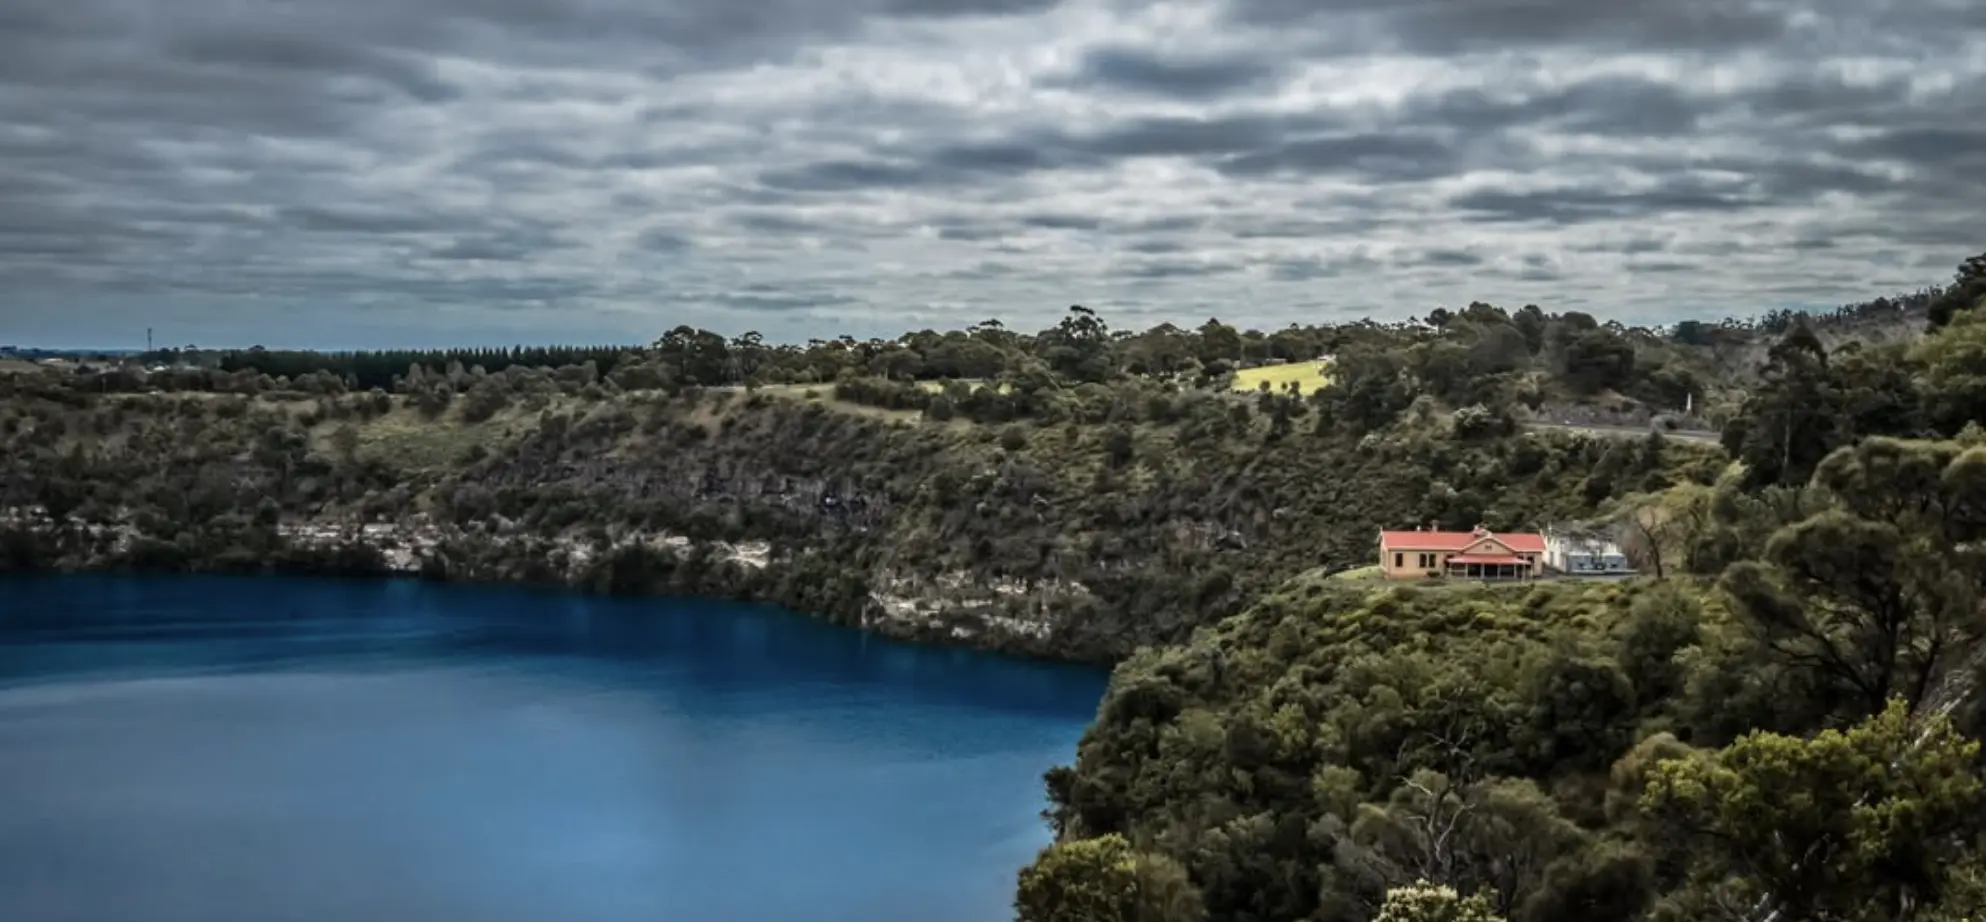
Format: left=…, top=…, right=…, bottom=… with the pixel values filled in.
left=1543, top=526, right=1634, bottom=576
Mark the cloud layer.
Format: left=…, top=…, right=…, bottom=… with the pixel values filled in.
left=2, top=0, right=1982, bottom=347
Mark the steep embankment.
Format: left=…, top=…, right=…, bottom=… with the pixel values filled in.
left=1043, top=575, right=1729, bottom=921
left=0, top=380, right=1725, bottom=661
left=1031, top=428, right=1986, bottom=921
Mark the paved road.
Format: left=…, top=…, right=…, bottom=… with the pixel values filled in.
left=1524, top=422, right=1723, bottom=445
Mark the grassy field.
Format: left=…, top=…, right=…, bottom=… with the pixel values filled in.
left=320, top=403, right=551, bottom=472
left=1232, top=359, right=1333, bottom=394
left=750, top=383, right=927, bottom=424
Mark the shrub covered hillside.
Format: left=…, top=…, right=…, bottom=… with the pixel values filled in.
left=1017, top=264, right=1986, bottom=920
left=7, top=252, right=1980, bottom=663
left=0, top=363, right=1721, bottom=660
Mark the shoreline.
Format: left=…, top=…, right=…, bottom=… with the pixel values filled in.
left=0, top=515, right=1112, bottom=667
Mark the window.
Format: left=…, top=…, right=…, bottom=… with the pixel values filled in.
left=1417, top=552, right=1435, bottom=568
left=1394, top=552, right=1403, bottom=568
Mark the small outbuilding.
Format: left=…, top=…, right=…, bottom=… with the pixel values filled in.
left=1542, top=525, right=1634, bottom=577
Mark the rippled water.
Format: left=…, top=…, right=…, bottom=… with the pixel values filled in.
left=0, top=575, right=1107, bottom=922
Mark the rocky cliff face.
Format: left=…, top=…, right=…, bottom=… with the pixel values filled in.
left=0, top=505, right=1085, bottom=659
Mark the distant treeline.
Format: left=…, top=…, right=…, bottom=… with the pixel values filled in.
left=1671, top=287, right=1941, bottom=345
left=0, top=347, right=140, bottom=360
left=98, top=278, right=1952, bottom=397
left=200, top=346, right=634, bottom=390
left=1750, top=286, right=1941, bottom=334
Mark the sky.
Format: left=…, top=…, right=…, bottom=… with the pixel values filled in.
left=1, top=0, right=1982, bottom=350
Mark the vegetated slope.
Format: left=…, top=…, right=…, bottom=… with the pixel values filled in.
left=1039, top=486, right=1986, bottom=922
left=1047, top=576, right=1733, bottom=922
left=1040, top=444, right=1986, bottom=922
left=0, top=369, right=1723, bottom=660
left=1017, top=257, right=1986, bottom=921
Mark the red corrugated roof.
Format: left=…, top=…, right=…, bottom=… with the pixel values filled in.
left=1379, top=529, right=1545, bottom=553
left=1447, top=553, right=1527, bottom=565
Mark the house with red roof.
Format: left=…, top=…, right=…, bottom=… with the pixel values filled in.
left=1377, top=524, right=1546, bottom=581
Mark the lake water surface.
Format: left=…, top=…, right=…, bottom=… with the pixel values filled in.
left=0, top=575, right=1107, bottom=922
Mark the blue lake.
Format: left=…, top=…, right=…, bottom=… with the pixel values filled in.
left=0, top=575, right=1107, bottom=922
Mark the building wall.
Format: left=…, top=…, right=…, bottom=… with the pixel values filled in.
left=1543, top=534, right=1571, bottom=572
left=1380, top=545, right=1456, bottom=579
left=1378, top=536, right=1543, bottom=580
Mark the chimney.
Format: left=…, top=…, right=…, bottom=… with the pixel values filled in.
left=1472, top=523, right=1489, bottom=537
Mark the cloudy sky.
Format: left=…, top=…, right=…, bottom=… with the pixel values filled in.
left=1, top=0, right=1982, bottom=349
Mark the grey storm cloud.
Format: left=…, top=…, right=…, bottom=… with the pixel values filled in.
left=0, top=0, right=1982, bottom=347
left=427, top=223, right=570, bottom=262
left=634, top=228, right=696, bottom=253
left=1218, top=0, right=1977, bottom=55
left=1447, top=180, right=1766, bottom=225
left=1408, top=248, right=1487, bottom=268
left=1049, top=44, right=1286, bottom=98
left=1023, top=214, right=1102, bottom=231
left=1400, top=75, right=1719, bottom=138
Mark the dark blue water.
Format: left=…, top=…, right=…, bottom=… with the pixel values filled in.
left=0, top=575, right=1106, bottom=922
